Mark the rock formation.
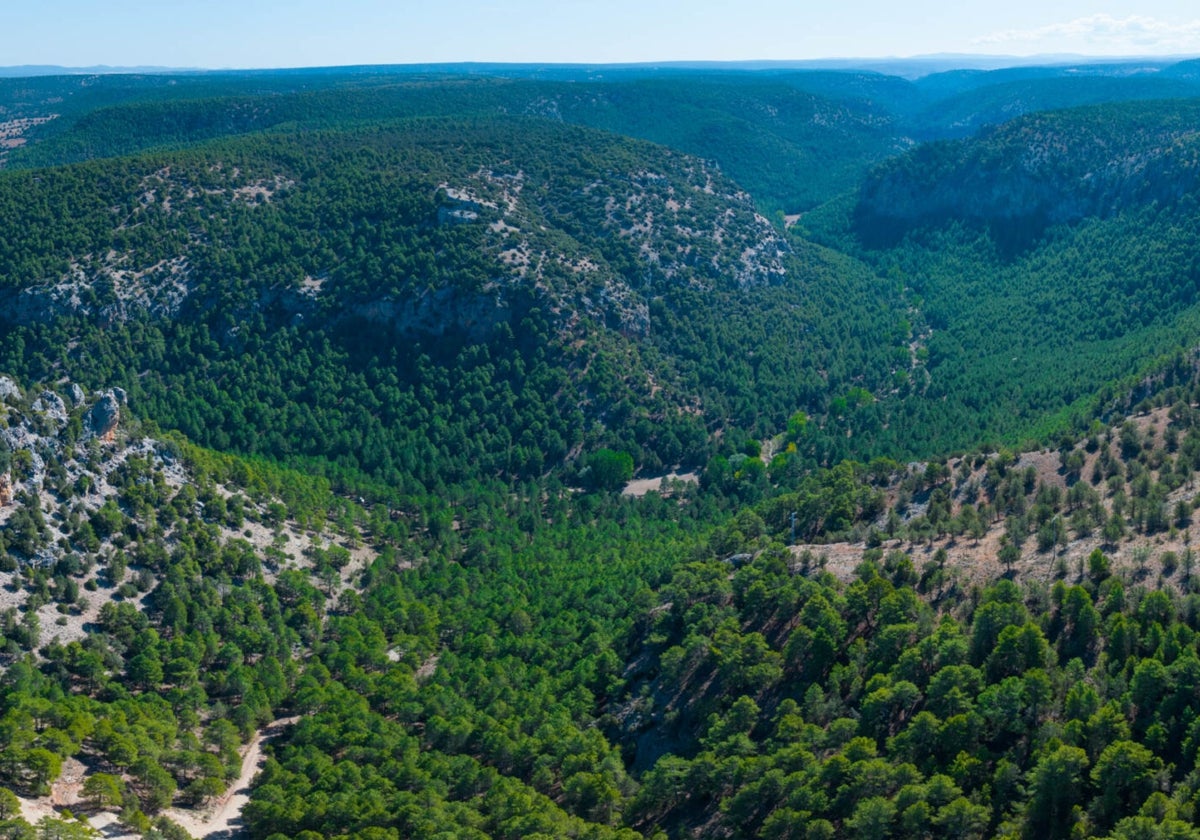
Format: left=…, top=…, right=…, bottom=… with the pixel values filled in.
left=88, top=391, right=121, bottom=441
left=33, top=390, right=68, bottom=426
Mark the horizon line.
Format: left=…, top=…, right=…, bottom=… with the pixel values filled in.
left=3, top=52, right=1199, bottom=78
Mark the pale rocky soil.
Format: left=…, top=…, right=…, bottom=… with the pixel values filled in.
left=207, top=490, right=375, bottom=592
left=0, top=114, right=56, bottom=166
left=415, top=652, right=441, bottom=681
left=0, top=385, right=374, bottom=838
left=0, top=115, right=56, bottom=149
left=622, top=471, right=699, bottom=497
left=17, top=717, right=300, bottom=840
left=792, top=407, right=1198, bottom=592
left=0, top=434, right=163, bottom=648
left=791, top=526, right=1193, bottom=590
left=0, top=430, right=374, bottom=651
left=164, top=717, right=300, bottom=840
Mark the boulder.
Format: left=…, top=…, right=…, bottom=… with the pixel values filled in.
left=88, top=392, right=121, bottom=441
left=0, top=376, right=19, bottom=402
left=68, top=383, right=86, bottom=406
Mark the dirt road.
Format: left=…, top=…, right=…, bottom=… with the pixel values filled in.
left=166, top=716, right=300, bottom=839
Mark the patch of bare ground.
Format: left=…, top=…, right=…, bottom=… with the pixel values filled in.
left=0, top=424, right=374, bottom=650
left=0, top=115, right=56, bottom=165
left=622, top=472, right=699, bottom=497
left=792, top=529, right=1195, bottom=592
left=163, top=716, right=301, bottom=839
left=29, top=581, right=150, bottom=652
left=214, top=510, right=373, bottom=588
left=415, top=652, right=441, bottom=681
left=17, top=718, right=301, bottom=840
left=16, top=756, right=143, bottom=838
left=794, top=405, right=1200, bottom=593
left=203, top=479, right=376, bottom=593
left=16, top=792, right=58, bottom=828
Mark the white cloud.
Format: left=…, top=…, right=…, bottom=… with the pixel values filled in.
left=972, top=13, right=1200, bottom=54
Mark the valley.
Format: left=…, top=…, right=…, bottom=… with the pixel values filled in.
left=3, top=58, right=1200, bottom=840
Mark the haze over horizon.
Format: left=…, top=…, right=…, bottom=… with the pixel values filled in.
left=8, top=1, right=1200, bottom=70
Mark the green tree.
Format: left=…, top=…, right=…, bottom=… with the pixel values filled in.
left=1090, top=740, right=1163, bottom=831
left=0, top=787, right=20, bottom=819
left=1026, top=745, right=1089, bottom=839
left=585, top=449, right=634, bottom=491
left=846, top=796, right=895, bottom=840
left=81, top=773, right=123, bottom=811
left=933, top=797, right=990, bottom=840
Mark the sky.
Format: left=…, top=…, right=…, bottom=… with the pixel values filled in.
left=7, top=1, right=1200, bottom=69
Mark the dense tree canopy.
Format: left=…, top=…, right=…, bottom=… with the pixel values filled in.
left=5, top=61, right=1200, bottom=840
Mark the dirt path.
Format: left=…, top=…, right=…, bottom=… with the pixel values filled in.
left=165, top=716, right=300, bottom=839
left=14, top=719, right=299, bottom=839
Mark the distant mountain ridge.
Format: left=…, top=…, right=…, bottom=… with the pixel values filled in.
left=2, top=53, right=1194, bottom=78
left=0, top=64, right=197, bottom=77
left=9, top=60, right=1200, bottom=214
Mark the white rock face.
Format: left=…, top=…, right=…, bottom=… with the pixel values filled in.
left=33, top=391, right=68, bottom=426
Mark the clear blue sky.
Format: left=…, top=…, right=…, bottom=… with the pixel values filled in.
left=9, top=1, right=1200, bottom=68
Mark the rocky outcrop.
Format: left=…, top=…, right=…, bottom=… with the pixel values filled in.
left=0, top=423, right=46, bottom=490
left=0, top=378, right=205, bottom=583
left=88, top=392, right=121, bottom=441
left=33, top=391, right=68, bottom=426
left=0, top=376, right=19, bottom=402
left=437, top=203, right=481, bottom=226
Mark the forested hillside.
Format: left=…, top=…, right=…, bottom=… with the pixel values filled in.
left=0, top=116, right=916, bottom=496
left=8, top=61, right=1200, bottom=215
left=13, top=90, right=1200, bottom=492
left=5, top=60, right=1200, bottom=840
left=855, top=100, right=1200, bottom=237
left=0, top=375, right=358, bottom=838
left=800, top=98, right=1200, bottom=456
left=1, top=74, right=910, bottom=214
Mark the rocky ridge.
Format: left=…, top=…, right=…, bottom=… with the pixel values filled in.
left=8, top=165, right=291, bottom=326
left=417, top=154, right=790, bottom=339
left=2, top=126, right=792, bottom=350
